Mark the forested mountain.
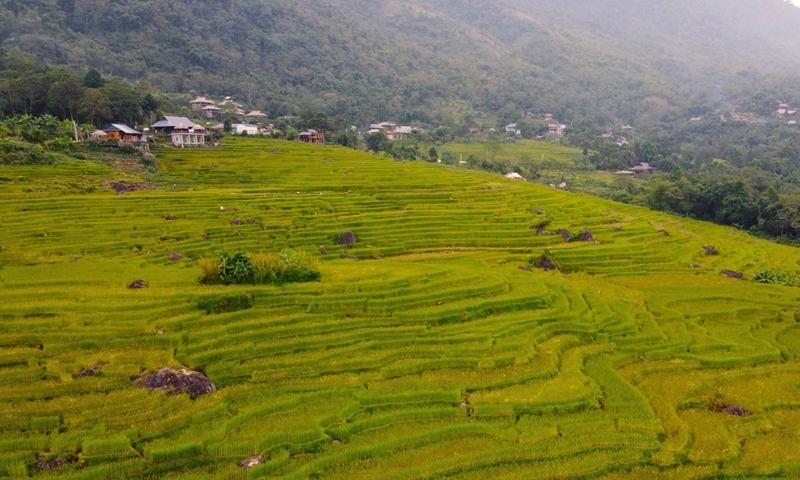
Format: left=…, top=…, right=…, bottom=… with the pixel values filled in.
left=2, top=0, right=800, bottom=126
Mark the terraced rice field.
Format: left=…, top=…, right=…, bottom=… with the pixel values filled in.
left=442, top=140, right=580, bottom=168
left=1, top=138, right=800, bottom=479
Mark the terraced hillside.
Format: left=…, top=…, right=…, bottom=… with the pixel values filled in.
left=2, top=138, right=800, bottom=479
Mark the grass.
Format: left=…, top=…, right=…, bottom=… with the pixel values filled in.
left=2, top=137, right=800, bottom=478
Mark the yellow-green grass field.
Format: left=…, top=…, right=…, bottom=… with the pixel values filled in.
left=442, top=140, right=580, bottom=167
left=1, top=137, right=800, bottom=478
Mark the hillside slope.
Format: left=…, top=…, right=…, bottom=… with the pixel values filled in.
left=2, top=138, right=800, bottom=477
left=2, top=0, right=800, bottom=124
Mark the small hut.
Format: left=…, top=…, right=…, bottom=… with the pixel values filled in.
left=89, top=130, right=108, bottom=140
left=298, top=129, right=324, bottom=143
left=103, top=124, right=143, bottom=142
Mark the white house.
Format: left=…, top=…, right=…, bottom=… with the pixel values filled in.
left=170, top=124, right=206, bottom=147
left=235, top=124, right=259, bottom=135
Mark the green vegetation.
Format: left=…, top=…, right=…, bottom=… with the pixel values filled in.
left=4, top=0, right=800, bottom=130
left=200, top=250, right=321, bottom=286
left=3, top=138, right=800, bottom=478
left=752, top=269, right=798, bottom=287
left=197, top=293, right=255, bottom=315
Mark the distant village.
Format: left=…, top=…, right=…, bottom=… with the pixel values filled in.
left=89, top=95, right=576, bottom=150
left=90, top=95, right=798, bottom=155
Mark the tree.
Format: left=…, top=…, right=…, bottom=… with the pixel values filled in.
left=223, top=118, right=232, bottom=133
left=366, top=132, right=390, bottom=154
left=307, top=112, right=330, bottom=131
left=101, top=79, right=142, bottom=125
left=141, top=93, right=159, bottom=115
left=48, top=76, right=85, bottom=120
left=428, top=146, right=438, bottom=162
left=79, top=89, right=112, bottom=127
left=82, top=68, right=104, bottom=88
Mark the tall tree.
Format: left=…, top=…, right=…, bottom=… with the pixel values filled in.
left=48, top=75, right=85, bottom=120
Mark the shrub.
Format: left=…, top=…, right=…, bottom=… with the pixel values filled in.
left=752, top=269, right=798, bottom=287
left=45, top=136, right=74, bottom=153
left=280, top=249, right=317, bottom=270
left=219, top=252, right=255, bottom=285
left=198, top=257, right=221, bottom=284
left=283, top=267, right=322, bottom=283
left=251, top=253, right=285, bottom=284
left=201, top=250, right=321, bottom=286
left=0, top=138, right=60, bottom=165
left=197, top=294, right=254, bottom=314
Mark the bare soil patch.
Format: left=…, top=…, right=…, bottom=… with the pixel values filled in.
left=137, top=367, right=216, bottom=397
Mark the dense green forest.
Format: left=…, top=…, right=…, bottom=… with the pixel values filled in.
left=3, top=0, right=800, bottom=127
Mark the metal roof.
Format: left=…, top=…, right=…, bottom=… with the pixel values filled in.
left=151, top=116, right=197, bottom=128
left=104, top=124, right=142, bottom=135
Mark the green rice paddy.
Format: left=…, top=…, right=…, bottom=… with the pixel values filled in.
left=1, top=138, right=800, bottom=478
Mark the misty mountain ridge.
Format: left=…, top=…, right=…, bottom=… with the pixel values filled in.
left=2, top=0, right=800, bottom=127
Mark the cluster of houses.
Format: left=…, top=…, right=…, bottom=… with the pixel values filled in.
left=367, top=122, right=418, bottom=140
left=89, top=95, right=279, bottom=148
left=190, top=96, right=275, bottom=135
left=91, top=116, right=209, bottom=148
left=189, top=96, right=268, bottom=120
left=504, top=113, right=567, bottom=137
left=777, top=102, right=798, bottom=125
left=721, top=102, right=798, bottom=125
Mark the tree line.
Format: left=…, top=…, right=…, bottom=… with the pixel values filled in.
left=0, top=50, right=171, bottom=127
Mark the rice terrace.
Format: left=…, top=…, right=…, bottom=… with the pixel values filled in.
left=4, top=137, right=800, bottom=479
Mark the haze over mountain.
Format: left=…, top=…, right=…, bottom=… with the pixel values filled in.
left=2, top=0, right=800, bottom=127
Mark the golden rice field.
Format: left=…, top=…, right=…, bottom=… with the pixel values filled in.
left=1, top=138, right=800, bottom=479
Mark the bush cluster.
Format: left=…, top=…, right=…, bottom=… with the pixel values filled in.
left=0, top=138, right=63, bottom=165
left=197, top=294, right=254, bottom=314
left=198, top=250, right=321, bottom=285
left=752, top=269, right=798, bottom=287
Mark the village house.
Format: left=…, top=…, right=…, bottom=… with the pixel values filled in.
left=546, top=124, right=567, bottom=136
left=298, top=129, right=325, bottom=143
left=505, top=123, right=520, bottom=135
left=632, top=162, right=655, bottom=173
left=190, top=97, right=216, bottom=109
left=103, top=124, right=143, bottom=142
left=391, top=126, right=413, bottom=140
left=366, top=122, right=415, bottom=140
left=202, top=105, right=221, bottom=118
left=151, top=116, right=197, bottom=135
left=259, top=124, right=275, bottom=135
left=246, top=110, right=268, bottom=118
left=171, top=124, right=206, bottom=147
left=234, top=124, right=259, bottom=135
